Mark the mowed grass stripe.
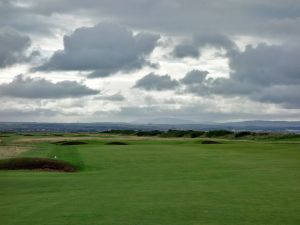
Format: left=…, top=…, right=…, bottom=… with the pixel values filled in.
left=47, top=144, right=85, bottom=170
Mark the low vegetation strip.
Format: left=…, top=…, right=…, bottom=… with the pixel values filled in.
left=102, top=129, right=300, bottom=140
left=102, top=129, right=234, bottom=138
left=0, top=157, right=76, bottom=172
left=54, top=141, right=88, bottom=145
left=202, top=140, right=221, bottom=144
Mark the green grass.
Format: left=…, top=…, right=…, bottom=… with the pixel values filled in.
left=0, top=137, right=300, bottom=225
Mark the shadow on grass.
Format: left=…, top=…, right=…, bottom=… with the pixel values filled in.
left=105, top=141, right=128, bottom=145
left=54, top=141, right=88, bottom=146
left=201, top=140, right=221, bottom=144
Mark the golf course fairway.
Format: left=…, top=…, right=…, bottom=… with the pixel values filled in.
left=1, top=137, right=299, bottom=225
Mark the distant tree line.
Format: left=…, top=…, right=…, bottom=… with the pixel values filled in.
left=102, top=129, right=300, bottom=140
left=102, top=129, right=238, bottom=138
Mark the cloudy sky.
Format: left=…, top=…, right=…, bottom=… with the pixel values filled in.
left=0, top=0, right=300, bottom=122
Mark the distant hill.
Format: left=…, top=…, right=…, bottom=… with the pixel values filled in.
left=0, top=120, right=299, bottom=133
left=222, top=120, right=300, bottom=127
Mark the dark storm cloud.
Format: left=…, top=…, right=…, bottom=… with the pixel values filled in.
left=229, top=44, right=300, bottom=86
left=134, top=39, right=300, bottom=107
left=251, top=85, right=300, bottom=108
left=173, top=44, right=199, bottom=58
left=173, top=34, right=238, bottom=59
left=182, top=43, right=300, bottom=108
left=134, top=73, right=179, bottom=91
left=181, top=70, right=209, bottom=85
left=0, top=75, right=99, bottom=99
left=0, top=28, right=31, bottom=67
left=36, top=23, right=160, bottom=77
left=1, top=1, right=299, bottom=43
left=0, top=1, right=64, bottom=36
left=26, top=1, right=300, bottom=39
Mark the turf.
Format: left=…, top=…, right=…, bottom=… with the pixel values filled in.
left=0, top=137, right=300, bottom=225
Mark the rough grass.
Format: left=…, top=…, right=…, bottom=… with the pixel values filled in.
left=0, top=145, right=28, bottom=159
left=0, top=157, right=76, bottom=172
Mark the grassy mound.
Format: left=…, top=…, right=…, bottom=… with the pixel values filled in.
left=106, top=141, right=128, bottom=145
left=201, top=140, right=221, bottom=144
left=54, top=141, right=88, bottom=145
left=0, top=157, right=76, bottom=172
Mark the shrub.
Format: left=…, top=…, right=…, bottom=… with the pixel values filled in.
left=102, top=130, right=137, bottom=135
left=136, top=130, right=163, bottom=136
left=206, top=130, right=234, bottom=137
left=234, top=131, right=253, bottom=138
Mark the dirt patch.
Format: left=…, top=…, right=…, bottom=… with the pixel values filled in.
left=54, top=141, right=88, bottom=145
left=202, top=140, right=221, bottom=144
left=0, top=157, right=76, bottom=172
left=106, top=141, right=128, bottom=145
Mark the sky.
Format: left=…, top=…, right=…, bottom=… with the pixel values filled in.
left=0, top=0, right=300, bottom=123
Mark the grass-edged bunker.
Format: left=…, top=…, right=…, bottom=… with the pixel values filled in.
left=0, top=157, right=76, bottom=172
